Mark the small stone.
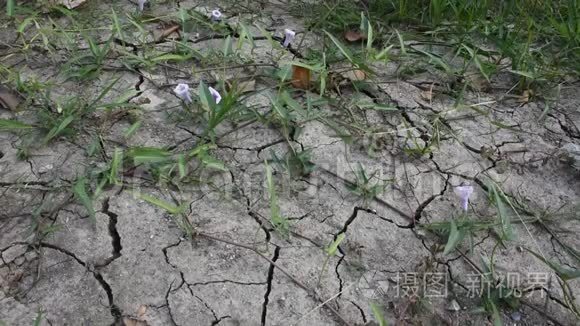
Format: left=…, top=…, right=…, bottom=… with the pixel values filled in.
left=38, top=164, right=54, bottom=174
left=511, top=311, right=522, bottom=321
left=447, top=299, right=460, bottom=311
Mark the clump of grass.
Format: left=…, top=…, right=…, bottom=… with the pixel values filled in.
left=294, top=0, right=579, bottom=87
left=346, top=163, right=389, bottom=204
left=270, top=148, right=315, bottom=179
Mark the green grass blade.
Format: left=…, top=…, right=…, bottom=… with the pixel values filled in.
left=124, top=121, right=141, bottom=138
left=88, top=77, right=120, bottom=109
left=43, top=115, right=74, bottom=144
left=127, top=147, right=172, bottom=165
left=177, top=154, right=187, bottom=179
left=198, top=81, right=215, bottom=111
left=526, top=248, right=580, bottom=281
left=73, top=177, right=95, bottom=223
left=138, top=193, right=182, bottom=215
left=443, top=219, right=465, bottom=255
left=395, top=29, right=406, bottom=55
left=327, top=233, right=345, bottom=256
left=6, top=0, right=15, bottom=16
left=490, top=184, right=514, bottom=240
left=370, top=302, right=388, bottom=326
left=0, top=119, right=34, bottom=131
left=324, top=30, right=355, bottom=64
left=199, top=154, right=228, bottom=171
left=108, top=148, right=123, bottom=185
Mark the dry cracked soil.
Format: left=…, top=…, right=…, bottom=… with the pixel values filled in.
left=1, top=1, right=580, bottom=326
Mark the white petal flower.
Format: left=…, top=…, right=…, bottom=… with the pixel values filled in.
left=454, top=184, right=474, bottom=212
left=283, top=29, right=295, bottom=48
left=174, top=83, right=192, bottom=104
left=211, top=9, right=222, bottom=21
left=208, top=86, right=222, bottom=104
left=137, top=0, right=147, bottom=11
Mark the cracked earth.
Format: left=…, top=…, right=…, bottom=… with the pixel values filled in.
left=1, top=1, right=580, bottom=325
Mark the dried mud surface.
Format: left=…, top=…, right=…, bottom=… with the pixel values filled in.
left=1, top=1, right=579, bottom=326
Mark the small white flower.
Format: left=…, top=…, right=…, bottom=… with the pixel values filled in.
left=454, top=184, right=474, bottom=212
left=174, top=83, right=192, bottom=103
left=211, top=9, right=222, bottom=22
left=283, top=29, right=295, bottom=48
left=137, top=0, right=147, bottom=11
left=208, top=86, right=222, bottom=104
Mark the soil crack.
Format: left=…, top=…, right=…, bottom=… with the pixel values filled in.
left=96, top=197, right=122, bottom=267
left=36, top=242, right=122, bottom=323
left=260, top=246, right=280, bottom=326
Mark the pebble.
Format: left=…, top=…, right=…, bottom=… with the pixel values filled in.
left=511, top=311, right=522, bottom=321
left=38, top=164, right=53, bottom=174
left=447, top=299, right=461, bottom=311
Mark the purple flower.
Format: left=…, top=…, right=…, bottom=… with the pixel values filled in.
left=454, top=184, right=474, bottom=211
left=174, top=83, right=192, bottom=103
left=283, top=29, right=295, bottom=48
left=208, top=86, right=222, bottom=104
left=211, top=9, right=222, bottom=22
left=137, top=0, right=147, bottom=11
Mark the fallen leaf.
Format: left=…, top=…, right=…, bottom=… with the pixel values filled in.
left=344, top=30, right=367, bottom=42
left=224, top=79, right=256, bottom=94
left=123, top=317, right=148, bottom=326
left=237, top=80, right=256, bottom=93
left=155, top=24, right=181, bottom=42
left=51, top=0, right=87, bottom=9
left=343, top=69, right=366, bottom=81
left=291, top=65, right=310, bottom=90
left=0, top=85, right=23, bottom=111
left=136, top=305, right=147, bottom=318
left=518, top=89, right=533, bottom=103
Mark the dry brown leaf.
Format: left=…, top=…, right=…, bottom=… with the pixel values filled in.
left=225, top=79, right=256, bottom=94
left=291, top=65, right=311, bottom=90
left=136, top=305, right=147, bottom=318
left=344, top=30, right=367, bottom=42
left=237, top=80, right=256, bottom=93
left=343, top=69, right=366, bottom=81
left=123, top=317, right=148, bottom=326
left=518, top=89, right=533, bottom=103
left=155, top=24, right=181, bottom=42
left=51, top=0, right=87, bottom=9
left=0, top=85, right=23, bottom=111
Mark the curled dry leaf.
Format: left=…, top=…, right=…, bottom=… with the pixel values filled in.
left=518, top=89, right=533, bottom=103
left=0, top=85, right=23, bottom=111
left=155, top=24, right=181, bottom=42
left=291, top=65, right=311, bottom=90
left=344, top=30, right=367, bottom=42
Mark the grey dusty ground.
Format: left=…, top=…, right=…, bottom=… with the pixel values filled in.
left=1, top=1, right=579, bottom=326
